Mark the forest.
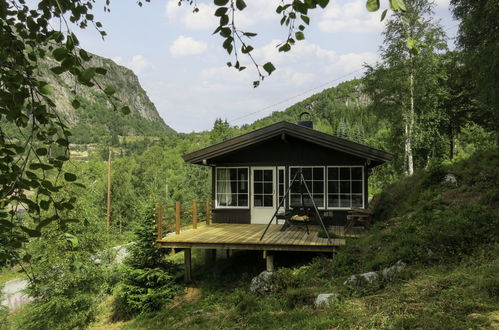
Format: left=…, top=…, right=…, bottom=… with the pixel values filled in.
left=1, top=0, right=498, bottom=329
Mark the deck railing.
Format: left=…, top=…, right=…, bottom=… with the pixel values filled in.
left=155, top=199, right=212, bottom=240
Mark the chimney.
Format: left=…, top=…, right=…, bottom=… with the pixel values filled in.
left=297, top=111, right=313, bottom=129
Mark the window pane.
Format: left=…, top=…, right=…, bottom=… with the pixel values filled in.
left=340, top=181, right=350, bottom=193
left=328, top=194, right=339, bottom=208
left=290, top=168, right=298, bottom=179
left=314, top=182, right=324, bottom=193
left=254, top=195, right=263, bottom=207
left=263, top=183, right=273, bottom=194
left=237, top=181, right=247, bottom=193
left=302, top=167, right=312, bottom=180
left=328, top=167, right=339, bottom=180
left=278, top=185, right=284, bottom=196
left=352, top=167, right=362, bottom=180
left=217, top=168, right=228, bottom=180
left=303, top=195, right=312, bottom=207
left=254, top=182, right=263, bottom=194
left=229, top=168, right=238, bottom=181
left=328, top=181, right=339, bottom=194
left=238, top=168, right=248, bottom=181
left=340, top=194, right=351, bottom=208
left=263, top=195, right=273, bottom=207
left=313, top=168, right=324, bottom=180
left=352, top=194, right=363, bottom=208
left=352, top=181, right=362, bottom=194
left=263, top=170, right=272, bottom=182
left=290, top=194, right=301, bottom=207
left=254, top=170, right=263, bottom=181
left=279, top=169, right=284, bottom=182
left=313, top=194, right=324, bottom=206
left=231, top=181, right=237, bottom=192
left=340, top=168, right=350, bottom=180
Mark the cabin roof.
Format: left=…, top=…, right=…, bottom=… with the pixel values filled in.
left=182, top=121, right=393, bottom=167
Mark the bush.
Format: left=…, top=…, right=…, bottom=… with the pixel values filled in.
left=115, top=205, right=181, bottom=316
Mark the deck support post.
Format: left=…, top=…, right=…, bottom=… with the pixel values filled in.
left=266, top=253, right=274, bottom=272
left=184, top=248, right=192, bottom=282
left=205, top=249, right=216, bottom=266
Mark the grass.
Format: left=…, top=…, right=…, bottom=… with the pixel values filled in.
left=0, top=267, right=24, bottom=287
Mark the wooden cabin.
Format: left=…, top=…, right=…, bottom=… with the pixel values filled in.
left=183, top=120, right=392, bottom=226
left=158, top=120, right=391, bottom=280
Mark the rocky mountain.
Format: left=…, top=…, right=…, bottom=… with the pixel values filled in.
left=39, top=53, right=175, bottom=144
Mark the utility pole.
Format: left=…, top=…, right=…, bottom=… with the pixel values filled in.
left=106, top=149, right=112, bottom=228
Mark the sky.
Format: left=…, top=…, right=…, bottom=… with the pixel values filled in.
left=74, top=0, right=458, bottom=133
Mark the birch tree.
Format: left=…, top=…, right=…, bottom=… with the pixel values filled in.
left=366, top=0, right=446, bottom=175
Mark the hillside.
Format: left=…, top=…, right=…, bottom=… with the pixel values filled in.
left=80, top=149, right=498, bottom=329
left=25, top=53, right=175, bottom=144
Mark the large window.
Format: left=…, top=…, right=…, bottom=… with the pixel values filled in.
left=216, top=168, right=248, bottom=207
left=327, top=167, right=363, bottom=208
left=289, top=167, right=325, bottom=208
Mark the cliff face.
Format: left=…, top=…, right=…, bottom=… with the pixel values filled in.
left=39, top=53, right=175, bottom=143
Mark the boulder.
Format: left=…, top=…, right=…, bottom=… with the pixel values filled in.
left=343, top=271, right=379, bottom=287
left=344, top=260, right=407, bottom=287
left=315, top=293, right=341, bottom=307
left=250, top=271, right=275, bottom=296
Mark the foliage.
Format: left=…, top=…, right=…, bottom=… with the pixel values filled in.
left=451, top=0, right=499, bottom=142
left=15, top=186, right=116, bottom=330
left=115, top=206, right=181, bottom=316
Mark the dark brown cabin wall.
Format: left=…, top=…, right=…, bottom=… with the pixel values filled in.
left=212, top=209, right=250, bottom=224
left=210, top=136, right=366, bottom=166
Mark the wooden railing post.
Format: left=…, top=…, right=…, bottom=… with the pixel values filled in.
left=206, top=198, right=211, bottom=225
left=175, top=201, right=181, bottom=235
left=156, top=204, right=164, bottom=240
left=192, top=200, right=198, bottom=229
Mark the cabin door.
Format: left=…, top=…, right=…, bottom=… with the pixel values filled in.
left=251, top=167, right=276, bottom=224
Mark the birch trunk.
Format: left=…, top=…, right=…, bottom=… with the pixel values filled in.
left=407, top=64, right=415, bottom=175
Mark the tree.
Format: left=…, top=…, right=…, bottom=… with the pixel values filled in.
left=364, top=0, right=447, bottom=175
left=451, top=0, right=499, bottom=144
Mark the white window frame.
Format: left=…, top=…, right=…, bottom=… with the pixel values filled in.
left=326, top=166, right=364, bottom=210
left=214, top=166, right=250, bottom=209
left=288, top=166, right=326, bottom=209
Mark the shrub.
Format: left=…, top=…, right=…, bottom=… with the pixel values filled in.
left=115, top=205, right=181, bottom=316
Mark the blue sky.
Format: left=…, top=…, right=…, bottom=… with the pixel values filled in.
left=74, top=0, right=458, bottom=132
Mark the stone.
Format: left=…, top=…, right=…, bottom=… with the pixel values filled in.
left=250, top=271, right=275, bottom=296
left=343, top=271, right=379, bottom=286
left=315, top=293, right=341, bottom=307
left=1, top=279, right=33, bottom=313
left=443, top=173, right=457, bottom=185
left=343, top=260, right=407, bottom=287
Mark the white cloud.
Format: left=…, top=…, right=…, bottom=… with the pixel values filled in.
left=165, top=1, right=217, bottom=30
left=318, top=0, right=387, bottom=33
left=165, top=0, right=276, bottom=31
left=126, top=55, right=153, bottom=74
left=170, top=36, right=208, bottom=56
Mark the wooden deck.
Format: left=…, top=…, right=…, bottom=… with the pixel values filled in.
left=157, top=224, right=362, bottom=253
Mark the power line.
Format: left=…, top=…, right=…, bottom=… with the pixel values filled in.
left=229, top=22, right=460, bottom=124
left=228, top=67, right=364, bottom=123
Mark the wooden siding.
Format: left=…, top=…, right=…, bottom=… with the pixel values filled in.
left=212, top=209, right=250, bottom=224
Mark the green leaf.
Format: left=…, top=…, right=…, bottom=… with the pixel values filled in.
left=241, top=45, right=254, bottom=54
left=40, top=200, right=50, bottom=210
left=39, top=83, right=52, bottom=95
left=64, top=172, right=77, bottom=182
left=220, top=14, right=229, bottom=26
left=301, top=15, right=310, bottom=25
left=56, top=138, right=69, bottom=147
left=317, top=0, right=329, bottom=8
left=263, top=62, right=276, bottom=75
left=79, top=49, right=92, bottom=61
left=278, top=43, right=291, bottom=52
left=395, top=0, right=407, bottom=11
left=21, top=226, right=41, bottom=238
left=78, top=68, right=96, bottom=84
left=35, top=148, right=48, bottom=156
left=295, top=31, right=305, bottom=40
left=243, top=32, right=257, bottom=37
left=104, top=86, right=116, bottom=96
left=64, top=233, right=79, bottom=248
left=380, top=9, right=388, bottom=21
left=52, top=48, right=67, bottom=61
left=0, top=220, right=14, bottom=229
left=366, top=0, right=380, bottom=12
left=95, top=67, right=107, bottom=75
left=50, top=66, right=66, bottom=74
left=214, top=7, right=228, bottom=16
left=214, top=0, right=229, bottom=6
left=236, top=0, right=246, bottom=10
